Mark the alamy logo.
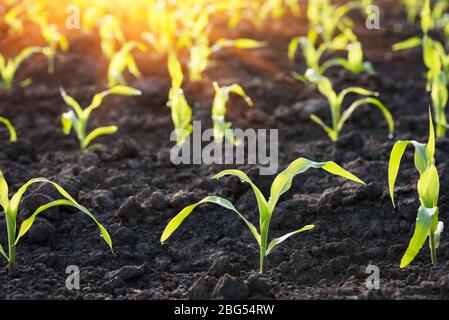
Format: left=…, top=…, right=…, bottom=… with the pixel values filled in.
left=65, top=265, right=80, bottom=290
left=365, top=264, right=380, bottom=290
left=170, top=121, right=279, bottom=175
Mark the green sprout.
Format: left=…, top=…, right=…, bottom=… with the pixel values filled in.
left=305, top=71, right=394, bottom=142
left=0, top=169, right=112, bottom=275
left=306, top=0, right=369, bottom=43
left=40, top=23, right=69, bottom=74
left=161, top=157, right=365, bottom=273
left=212, top=82, right=253, bottom=145
left=167, top=52, right=193, bottom=145
left=388, top=113, right=442, bottom=268
left=99, top=14, right=126, bottom=60
left=289, top=31, right=373, bottom=81
left=107, top=41, right=146, bottom=87
left=0, top=47, right=42, bottom=89
left=0, top=117, right=17, bottom=142
left=60, top=86, right=142, bottom=150
left=393, top=0, right=449, bottom=137
left=188, top=36, right=264, bottom=82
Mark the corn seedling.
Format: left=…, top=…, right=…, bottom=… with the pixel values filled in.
left=289, top=29, right=372, bottom=80
left=161, top=157, right=365, bottom=273
left=99, top=15, right=125, bottom=60
left=306, top=0, right=369, bottom=43
left=305, top=70, right=394, bottom=142
left=0, top=117, right=17, bottom=142
left=0, top=169, right=112, bottom=275
left=167, top=52, right=192, bottom=145
left=107, top=41, right=146, bottom=87
left=0, top=47, right=42, bottom=89
left=393, top=1, right=449, bottom=137
left=60, top=86, right=142, bottom=150
left=40, top=23, right=69, bottom=74
left=212, top=82, right=253, bottom=145
left=189, top=36, right=264, bottom=82
left=389, top=113, right=443, bottom=268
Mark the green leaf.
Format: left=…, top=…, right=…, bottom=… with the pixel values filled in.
left=61, top=111, right=74, bottom=135
left=15, top=199, right=112, bottom=251
left=266, top=225, right=315, bottom=255
left=83, top=126, right=118, bottom=149
left=168, top=52, right=184, bottom=88
left=160, top=196, right=260, bottom=245
left=426, top=111, right=435, bottom=161
left=0, top=169, right=9, bottom=211
left=400, top=206, right=437, bottom=268
left=388, top=140, right=413, bottom=206
left=60, top=88, right=83, bottom=118
left=434, top=221, right=444, bottom=249
left=338, top=97, right=394, bottom=136
left=310, top=114, right=335, bottom=139
left=417, top=165, right=439, bottom=209
left=288, top=37, right=300, bottom=62
left=213, top=170, right=270, bottom=218
left=0, top=243, right=7, bottom=261
left=85, top=86, right=141, bottom=117
left=269, top=157, right=364, bottom=212
left=0, top=116, right=17, bottom=142
left=392, top=37, right=422, bottom=51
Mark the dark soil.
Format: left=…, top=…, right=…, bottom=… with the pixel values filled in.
left=1, top=1, right=449, bottom=300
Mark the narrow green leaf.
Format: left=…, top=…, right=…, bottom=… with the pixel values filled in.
left=0, top=117, right=17, bottom=141
left=60, top=88, right=83, bottom=118
left=321, top=162, right=366, bottom=185
left=392, top=37, right=422, bottom=51
left=0, top=169, right=10, bottom=211
left=266, top=225, right=315, bottom=255
left=160, top=196, right=260, bottom=245
left=434, top=221, right=444, bottom=249
left=213, top=170, right=269, bottom=217
left=83, top=126, right=118, bottom=149
left=400, top=206, right=437, bottom=268
left=0, top=243, right=7, bottom=261
left=338, top=97, right=394, bottom=136
left=388, top=140, right=412, bottom=206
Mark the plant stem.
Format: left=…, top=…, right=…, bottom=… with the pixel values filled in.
left=5, top=215, right=16, bottom=275
left=259, top=249, right=265, bottom=274
left=429, top=230, right=437, bottom=266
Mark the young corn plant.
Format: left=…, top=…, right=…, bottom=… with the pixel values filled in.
left=167, top=52, right=193, bottom=145
left=188, top=36, right=264, bottom=82
left=60, top=86, right=142, bottom=150
left=161, top=157, right=365, bottom=273
left=40, top=23, right=69, bottom=74
left=212, top=82, right=253, bottom=145
left=0, top=117, right=17, bottom=142
left=0, top=169, right=112, bottom=275
left=306, top=71, right=394, bottom=142
left=107, top=41, right=146, bottom=87
left=0, top=47, right=42, bottom=89
left=99, top=15, right=126, bottom=60
left=389, top=113, right=443, bottom=268
left=289, top=30, right=372, bottom=81
left=320, top=41, right=375, bottom=75
left=306, top=0, right=370, bottom=43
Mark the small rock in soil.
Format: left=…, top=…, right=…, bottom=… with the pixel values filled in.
left=104, top=265, right=144, bottom=282
left=91, top=189, right=115, bottom=210
left=212, top=274, right=249, bottom=300
left=247, top=274, right=272, bottom=298
left=116, top=196, right=142, bottom=223
left=79, top=152, right=100, bottom=167
left=28, top=217, right=56, bottom=242
left=145, top=191, right=169, bottom=210
left=21, top=193, right=60, bottom=220
left=189, top=276, right=218, bottom=300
